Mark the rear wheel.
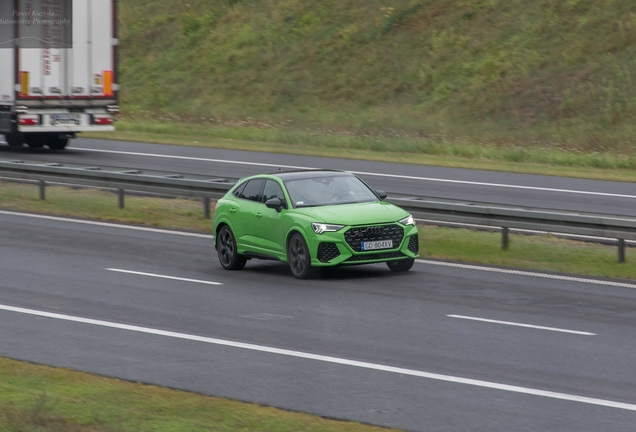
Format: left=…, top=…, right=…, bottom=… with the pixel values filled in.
left=47, top=136, right=69, bottom=150
left=387, top=258, right=414, bottom=272
left=25, top=134, right=45, bottom=149
left=216, top=225, right=246, bottom=270
left=288, top=233, right=317, bottom=279
left=5, top=133, right=24, bottom=147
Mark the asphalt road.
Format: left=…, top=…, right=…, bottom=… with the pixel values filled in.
left=2, top=137, right=636, bottom=215
left=2, top=211, right=636, bottom=431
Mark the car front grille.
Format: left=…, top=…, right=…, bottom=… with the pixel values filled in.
left=318, top=242, right=340, bottom=262
left=345, top=251, right=406, bottom=262
left=344, top=224, right=404, bottom=252
left=408, top=235, right=419, bottom=254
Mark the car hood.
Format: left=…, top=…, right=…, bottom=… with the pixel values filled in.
left=293, top=201, right=409, bottom=225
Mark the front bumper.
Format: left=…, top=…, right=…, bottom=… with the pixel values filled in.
left=309, top=223, right=419, bottom=267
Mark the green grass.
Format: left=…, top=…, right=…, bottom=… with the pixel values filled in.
left=0, top=182, right=213, bottom=233
left=1, top=181, right=634, bottom=280
left=0, top=357, right=398, bottom=432
left=421, top=226, right=636, bottom=280
left=116, top=0, right=636, bottom=154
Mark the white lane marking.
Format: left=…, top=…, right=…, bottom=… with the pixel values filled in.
left=75, top=147, right=636, bottom=199
left=0, top=210, right=214, bottom=239
left=0, top=303, right=634, bottom=412
left=447, top=315, right=596, bottom=336
left=417, top=259, right=636, bottom=290
left=106, top=268, right=222, bottom=286
left=75, top=147, right=314, bottom=169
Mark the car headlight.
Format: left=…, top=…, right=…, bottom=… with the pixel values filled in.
left=399, top=215, right=415, bottom=226
left=312, top=222, right=345, bottom=234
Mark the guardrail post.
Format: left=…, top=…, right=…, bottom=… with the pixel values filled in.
left=118, top=189, right=125, bottom=209
left=203, top=197, right=211, bottom=219
left=39, top=180, right=46, bottom=200
left=502, top=227, right=509, bottom=250
left=618, top=238, right=626, bottom=263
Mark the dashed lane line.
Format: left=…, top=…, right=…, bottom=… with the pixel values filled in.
left=106, top=268, right=223, bottom=285
left=447, top=315, right=596, bottom=336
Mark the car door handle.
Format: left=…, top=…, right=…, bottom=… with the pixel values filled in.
left=229, top=208, right=237, bottom=213
left=255, top=212, right=262, bottom=218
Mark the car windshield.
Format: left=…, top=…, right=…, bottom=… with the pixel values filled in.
left=284, top=174, right=379, bottom=208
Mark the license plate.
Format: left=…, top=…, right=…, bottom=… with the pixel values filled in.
left=361, top=240, right=393, bottom=251
left=51, top=114, right=80, bottom=125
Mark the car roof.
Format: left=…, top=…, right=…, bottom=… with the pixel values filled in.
left=266, top=169, right=354, bottom=181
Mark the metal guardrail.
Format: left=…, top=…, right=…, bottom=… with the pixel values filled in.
left=386, top=196, right=636, bottom=262
left=0, top=158, right=237, bottom=218
left=0, top=158, right=634, bottom=262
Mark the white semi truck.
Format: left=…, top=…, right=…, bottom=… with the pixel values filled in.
left=0, top=0, right=118, bottom=150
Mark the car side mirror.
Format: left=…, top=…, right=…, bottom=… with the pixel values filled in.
left=376, top=190, right=387, bottom=200
left=265, top=197, right=284, bottom=212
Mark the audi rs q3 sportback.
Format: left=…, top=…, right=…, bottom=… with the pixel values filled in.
left=212, top=170, right=419, bottom=279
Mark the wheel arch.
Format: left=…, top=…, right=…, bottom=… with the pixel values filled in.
left=285, top=228, right=309, bottom=260
left=214, top=220, right=235, bottom=246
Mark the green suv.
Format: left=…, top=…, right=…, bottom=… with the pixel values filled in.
left=212, top=170, right=419, bottom=278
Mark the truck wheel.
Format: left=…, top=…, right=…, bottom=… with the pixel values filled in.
left=25, top=134, right=45, bottom=149
left=47, top=136, right=68, bottom=150
left=5, top=133, right=24, bottom=147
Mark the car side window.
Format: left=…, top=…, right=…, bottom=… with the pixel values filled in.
left=232, top=181, right=247, bottom=198
left=261, top=180, right=285, bottom=203
left=238, top=179, right=265, bottom=202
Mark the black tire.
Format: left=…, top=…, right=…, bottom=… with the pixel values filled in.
left=216, top=225, right=246, bottom=270
left=387, top=258, right=415, bottom=272
left=47, top=136, right=69, bottom=150
left=288, top=233, right=317, bottom=279
left=25, top=134, right=45, bottom=149
left=5, top=133, right=24, bottom=147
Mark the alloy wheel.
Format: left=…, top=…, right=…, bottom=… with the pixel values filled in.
left=289, top=236, right=306, bottom=275
left=217, top=226, right=246, bottom=270
left=218, top=229, right=234, bottom=267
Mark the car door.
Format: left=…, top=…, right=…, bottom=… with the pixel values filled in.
left=255, top=179, right=288, bottom=258
left=233, top=178, right=265, bottom=250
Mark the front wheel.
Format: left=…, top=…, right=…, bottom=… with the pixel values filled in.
left=47, top=136, right=69, bottom=150
left=387, top=258, right=414, bottom=272
left=288, top=233, right=317, bottom=279
left=216, top=226, right=246, bottom=270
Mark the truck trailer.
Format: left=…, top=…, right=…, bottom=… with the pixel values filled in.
left=0, top=0, right=118, bottom=150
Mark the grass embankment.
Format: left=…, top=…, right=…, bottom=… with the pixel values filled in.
left=2, top=181, right=634, bottom=281
left=118, top=0, right=636, bottom=155
left=0, top=357, right=397, bottom=432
